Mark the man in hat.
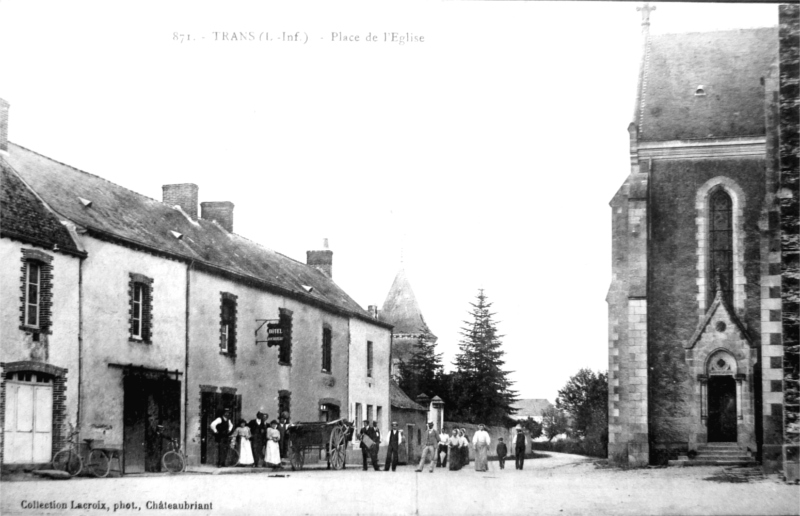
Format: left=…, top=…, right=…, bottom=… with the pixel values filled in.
left=383, top=421, right=403, bottom=472
left=359, top=420, right=380, bottom=470
left=514, top=424, right=527, bottom=470
left=209, top=408, right=234, bottom=468
left=247, top=409, right=268, bottom=467
left=415, top=421, right=439, bottom=473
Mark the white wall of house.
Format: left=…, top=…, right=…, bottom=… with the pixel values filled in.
left=0, top=238, right=81, bottom=463
left=348, top=317, right=391, bottom=447
left=78, top=236, right=187, bottom=445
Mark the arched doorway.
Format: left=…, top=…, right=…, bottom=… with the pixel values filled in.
left=705, top=350, right=738, bottom=442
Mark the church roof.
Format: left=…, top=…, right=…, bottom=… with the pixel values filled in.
left=380, top=269, right=435, bottom=337
left=0, top=160, right=84, bottom=256
left=3, top=142, right=391, bottom=328
left=639, top=27, right=778, bottom=141
left=389, top=380, right=427, bottom=412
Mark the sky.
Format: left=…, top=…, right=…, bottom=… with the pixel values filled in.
left=0, top=1, right=779, bottom=403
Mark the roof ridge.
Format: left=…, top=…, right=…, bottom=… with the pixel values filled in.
left=9, top=141, right=162, bottom=205
left=652, top=26, right=778, bottom=38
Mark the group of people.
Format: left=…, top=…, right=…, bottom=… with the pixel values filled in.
left=208, top=408, right=292, bottom=469
left=211, top=409, right=531, bottom=473
left=415, top=421, right=529, bottom=473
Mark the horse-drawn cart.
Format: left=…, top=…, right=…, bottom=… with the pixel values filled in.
left=285, top=418, right=353, bottom=471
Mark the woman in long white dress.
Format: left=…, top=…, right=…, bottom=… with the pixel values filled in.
left=265, top=420, right=282, bottom=468
left=233, top=419, right=254, bottom=467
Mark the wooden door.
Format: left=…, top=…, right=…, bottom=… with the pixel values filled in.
left=124, top=375, right=181, bottom=472
left=3, top=375, right=52, bottom=463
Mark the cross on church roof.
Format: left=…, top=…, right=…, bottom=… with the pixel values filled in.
left=637, top=3, right=656, bottom=26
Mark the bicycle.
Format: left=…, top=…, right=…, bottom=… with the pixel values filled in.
left=84, top=440, right=123, bottom=478
left=223, top=437, right=240, bottom=467
left=51, top=424, right=83, bottom=476
left=156, top=425, right=186, bottom=473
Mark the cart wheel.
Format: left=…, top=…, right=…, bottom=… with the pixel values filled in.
left=52, top=449, right=83, bottom=477
left=223, top=446, right=239, bottom=467
left=290, top=448, right=305, bottom=471
left=328, top=426, right=347, bottom=470
left=162, top=450, right=185, bottom=473
left=87, top=449, right=111, bottom=478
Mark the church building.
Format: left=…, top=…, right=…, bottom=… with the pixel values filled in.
left=380, top=268, right=438, bottom=378
left=608, top=5, right=797, bottom=478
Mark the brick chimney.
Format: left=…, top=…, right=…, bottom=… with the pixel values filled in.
left=307, top=238, right=333, bottom=278
left=368, top=305, right=379, bottom=319
left=201, top=201, right=234, bottom=232
left=163, top=184, right=199, bottom=219
left=0, top=99, right=10, bottom=154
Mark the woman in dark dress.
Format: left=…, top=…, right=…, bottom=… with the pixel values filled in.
left=448, top=429, right=462, bottom=471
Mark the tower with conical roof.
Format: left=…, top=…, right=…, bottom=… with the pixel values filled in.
left=380, top=269, right=437, bottom=378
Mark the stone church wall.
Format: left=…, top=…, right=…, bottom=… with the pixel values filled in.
left=648, top=158, right=766, bottom=451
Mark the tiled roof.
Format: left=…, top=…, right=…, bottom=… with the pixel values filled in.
left=380, top=269, right=435, bottom=337
left=1, top=158, right=83, bottom=256
left=389, top=380, right=426, bottom=411
left=4, top=143, right=390, bottom=326
left=510, top=399, right=553, bottom=420
left=639, top=27, right=778, bottom=141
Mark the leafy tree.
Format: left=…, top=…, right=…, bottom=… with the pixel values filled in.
left=556, top=368, right=608, bottom=455
left=397, top=323, right=444, bottom=402
left=520, top=417, right=543, bottom=440
left=541, top=406, right=568, bottom=442
left=450, top=289, right=518, bottom=426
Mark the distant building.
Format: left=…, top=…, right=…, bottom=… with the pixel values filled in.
left=388, top=380, right=427, bottom=464
left=509, top=399, right=554, bottom=423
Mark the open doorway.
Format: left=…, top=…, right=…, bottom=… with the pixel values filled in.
left=707, top=376, right=737, bottom=442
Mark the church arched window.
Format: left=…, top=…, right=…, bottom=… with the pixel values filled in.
left=708, top=189, right=733, bottom=306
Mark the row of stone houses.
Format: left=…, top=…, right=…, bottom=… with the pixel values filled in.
left=0, top=101, right=393, bottom=472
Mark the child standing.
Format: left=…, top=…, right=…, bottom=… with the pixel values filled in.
left=496, top=437, right=508, bottom=470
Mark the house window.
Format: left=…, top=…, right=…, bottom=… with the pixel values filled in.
left=279, top=308, right=293, bottom=365
left=367, top=404, right=373, bottom=424
left=367, top=341, right=373, bottom=378
left=355, top=403, right=362, bottom=430
left=708, top=189, right=733, bottom=306
left=19, top=249, right=53, bottom=333
left=128, top=273, right=153, bottom=343
left=220, top=293, right=237, bottom=356
left=322, top=326, right=332, bottom=373
left=25, top=261, right=41, bottom=327
left=376, top=406, right=382, bottom=427
left=278, top=390, right=291, bottom=419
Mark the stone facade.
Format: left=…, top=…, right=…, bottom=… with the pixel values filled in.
left=609, top=7, right=799, bottom=479
left=0, top=109, right=392, bottom=471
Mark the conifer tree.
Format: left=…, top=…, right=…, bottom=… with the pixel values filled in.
left=451, top=289, right=518, bottom=426
left=397, top=322, right=443, bottom=401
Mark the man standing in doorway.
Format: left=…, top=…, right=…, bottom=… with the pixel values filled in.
left=415, top=421, right=439, bottom=473
left=209, top=408, right=234, bottom=468
left=514, top=424, right=527, bottom=470
left=384, top=421, right=403, bottom=472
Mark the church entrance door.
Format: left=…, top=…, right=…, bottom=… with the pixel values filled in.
left=707, top=376, right=737, bottom=442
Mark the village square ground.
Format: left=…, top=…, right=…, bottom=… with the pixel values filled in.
left=1, top=453, right=798, bottom=516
